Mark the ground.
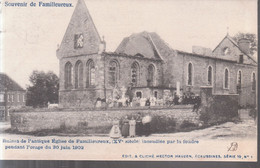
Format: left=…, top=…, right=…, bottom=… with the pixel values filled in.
left=153, top=119, right=256, bottom=140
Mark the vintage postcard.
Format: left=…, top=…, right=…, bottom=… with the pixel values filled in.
left=0, top=0, right=257, bottom=161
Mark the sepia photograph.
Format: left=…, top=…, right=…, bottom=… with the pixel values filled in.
left=0, top=0, right=258, bottom=162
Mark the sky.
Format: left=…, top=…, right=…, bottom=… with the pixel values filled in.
left=0, top=0, right=257, bottom=88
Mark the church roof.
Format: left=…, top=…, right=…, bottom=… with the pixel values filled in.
left=0, top=73, right=25, bottom=91
left=213, top=34, right=257, bottom=64
left=176, top=50, right=256, bottom=65
left=115, top=31, right=165, bottom=60
left=116, top=31, right=257, bottom=66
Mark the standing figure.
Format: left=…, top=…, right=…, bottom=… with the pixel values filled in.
left=173, top=92, right=179, bottom=105
left=129, top=97, right=133, bottom=107
left=150, top=97, right=156, bottom=106
left=109, top=118, right=121, bottom=139
left=95, top=97, right=102, bottom=108
left=126, top=98, right=129, bottom=107
left=121, top=115, right=130, bottom=138
left=145, top=98, right=151, bottom=107
left=129, top=117, right=136, bottom=137
left=135, top=112, right=143, bottom=136
left=142, top=115, right=152, bottom=136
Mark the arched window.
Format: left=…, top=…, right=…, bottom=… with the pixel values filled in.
left=207, top=66, right=213, bottom=85
left=224, top=68, right=229, bottom=89
left=75, top=60, right=83, bottom=89
left=64, top=62, right=72, bottom=89
left=131, top=62, right=139, bottom=87
left=109, top=60, right=119, bottom=87
left=86, top=60, right=95, bottom=87
left=188, top=63, right=193, bottom=85
left=252, top=72, right=256, bottom=91
left=237, top=70, right=242, bottom=93
left=147, top=64, right=155, bottom=86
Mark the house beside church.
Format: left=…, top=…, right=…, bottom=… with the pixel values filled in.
left=57, top=0, right=257, bottom=108
left=0, top=73, right=26, bottom=120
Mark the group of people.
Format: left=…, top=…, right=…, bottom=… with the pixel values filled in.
left=109, top=113, right=152, bottom=139
left=95, top=92, right=202, bottom=112
left=181, top=93, right=201, bottom=105
left=164, top=92, right=201, bottom=106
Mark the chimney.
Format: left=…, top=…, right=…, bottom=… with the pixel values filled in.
left=238, top=38, right=250, bottom=55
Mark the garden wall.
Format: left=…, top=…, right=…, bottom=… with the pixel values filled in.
left=10, top=107, right=198, bottom=134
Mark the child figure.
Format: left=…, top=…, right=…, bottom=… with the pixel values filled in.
left=109, top=118, right=121, bottom=139
left=129, top=117, right=136, bottom=137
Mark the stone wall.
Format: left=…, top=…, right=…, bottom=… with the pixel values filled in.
left=181, top=53, right=216, bottom=94
left=10, top=107, right=198, bottom=133
left=103, top=54, right=164, bottom=90
left=59, top=54, right=104, bottom=91
left=166, top=51, right=256, bottom=107
left=59, top=52, right=165, bottom=108
left=59, top=54, right=105, bottom=108
left=214, top=60, right=256, bottom=107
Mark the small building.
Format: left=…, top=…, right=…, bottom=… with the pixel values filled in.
left=0, top=73, right=26, bottom=120
left=57, top=0, right=257, bottom=108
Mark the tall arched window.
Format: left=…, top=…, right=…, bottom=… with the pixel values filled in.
left=109, top=60, right=119, bottom=87
left=252, top=72, right=256, bottom=91
left=75, top=60, right=83, bottom=89
left=224, top=68, right=229, bottom=89
left=147, top=64, right=155, bottom=86
left=64, top=62, right=72, bottom=89
left=237, top=70, right=242, bottom=93
left=207, top=66, right=213, bottom=85
left=86, top=60, right=95, bottom=87
left=188, top=63, right=193, bottom=85
left=131, top=62, right=139, bottom=87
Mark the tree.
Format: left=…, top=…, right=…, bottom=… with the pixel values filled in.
left=26, top=70, right=59, bottom=107
left=232, top=32, right=257, bottom=55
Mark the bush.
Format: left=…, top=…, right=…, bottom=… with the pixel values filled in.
left=249, top=108, right=257, bottom=120
left=180, top=120, right=197, bottom=129
left=199, top=112, right=232, bottom=126
left=199, top=106, right=231, bottom=125
left=246, top=104, right=256, bottom=109
left=199, top=111, right=211, bottom=124
left=150, top=115, right=177, bottom=133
